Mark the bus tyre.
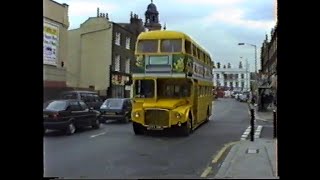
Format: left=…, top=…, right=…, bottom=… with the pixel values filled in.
left=180, top=119, right=192, bottom=136
left=205, top=108, right=210, bottom=123
left=133, top=122, right=144, bottom=135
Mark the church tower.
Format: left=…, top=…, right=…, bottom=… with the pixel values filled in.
left=144, top=0, right=162, bottom=31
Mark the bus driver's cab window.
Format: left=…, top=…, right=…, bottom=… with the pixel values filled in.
left=134, top=80, right=155, bottom=98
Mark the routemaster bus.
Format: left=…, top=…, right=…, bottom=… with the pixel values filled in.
left=131, top=30, right=215, bottom=136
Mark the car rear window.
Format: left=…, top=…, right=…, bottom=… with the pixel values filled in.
left=103, top=99, right=123, bottom=108
left=61, top=93, right=77, bottom=99
left=45, top=101, right=67, bottom=111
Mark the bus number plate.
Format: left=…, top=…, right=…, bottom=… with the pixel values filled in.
left=148, top=125, right=163, bottom=130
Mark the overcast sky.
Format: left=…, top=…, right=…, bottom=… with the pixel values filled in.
left=53, top=0, right=277, bottom=72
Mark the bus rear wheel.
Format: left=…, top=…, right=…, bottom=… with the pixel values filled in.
left=133, top=122, right=144, bottom=135
left=205, top=108, right=211, bottom=123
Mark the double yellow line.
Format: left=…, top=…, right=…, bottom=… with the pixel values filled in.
left=200, top=141, right=239, bottom=178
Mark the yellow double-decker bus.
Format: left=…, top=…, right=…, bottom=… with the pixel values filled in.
left=131, top=30, right=215, bottom=136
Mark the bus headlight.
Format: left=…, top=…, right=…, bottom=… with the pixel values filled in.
left=134, top=112, right=140, bottom=118
left=175, top=112, right=181, bottom=119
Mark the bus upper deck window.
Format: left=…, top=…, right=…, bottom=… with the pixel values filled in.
left=161, top=39, right=182, bottom=52
left=185, top=40, right=192, bottom=54
left=137, top=40, right=158, bottom=53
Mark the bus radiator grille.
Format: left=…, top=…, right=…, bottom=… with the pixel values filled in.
left=144, top=110, right=169, bottom=126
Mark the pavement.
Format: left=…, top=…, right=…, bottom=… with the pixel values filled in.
left=251, top=103, right=275, bottom=122
left=213, top=138, right=278, bottom=179
left=44, top=98, right=251, bottom=179
left=206, top=100, right=278, bottom=179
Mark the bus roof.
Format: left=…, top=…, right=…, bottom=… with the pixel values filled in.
left=137, top=30, right=211, bottom=57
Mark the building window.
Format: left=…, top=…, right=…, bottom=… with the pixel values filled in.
left=125, top=37, right=131, bottom=49
left=217, top=74, right=220, bottom=79
left=216, top=80, right=220, bottom=86
left=230, top=82, right=233, bottom=88
left=125, top=58, right=130, bottom=73
left=241, top=82, right=245, bottom=88
left=115, top=32, right=121, bottom=46
left=224, top=82, right=227, bottom=87
left=241, top=74, right=244, bottom=79
left=114, top=55, right=120, bottom=72
left=235, top=82, right=239, bottom=87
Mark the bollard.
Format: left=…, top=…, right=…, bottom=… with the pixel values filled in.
left=273, top=110, right=277, bottom=138
left=250, top=108, right=255, bottom=141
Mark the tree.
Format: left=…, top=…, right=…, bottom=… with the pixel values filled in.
left=223, top=65, right=226, bottom=68
left=227, top=63, right=231, bottom=68
left=239, top=61, right=243, bottom=69
left=217, top=62, right=221, bottom=68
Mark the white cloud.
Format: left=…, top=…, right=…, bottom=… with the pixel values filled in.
left=56, top=0, right=119, bottom=17
left=202, top=8, right=275, bottom=30
left=174, top=0, right=244, bottom=6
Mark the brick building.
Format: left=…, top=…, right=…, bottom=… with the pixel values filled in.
left=67, top=10, right=145, bottom=98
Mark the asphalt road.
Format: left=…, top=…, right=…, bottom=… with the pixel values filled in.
left=44, top=98, right=250, bottom=179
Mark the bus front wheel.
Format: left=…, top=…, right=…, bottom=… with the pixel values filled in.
left=133, top=122, right=144, bottom=135
left=180, top=118, right=192, bottom=136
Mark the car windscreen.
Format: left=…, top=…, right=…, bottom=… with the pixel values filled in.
left=103, top=99, right=123, bottom=109
left=44, top=101, right=67, bottom=111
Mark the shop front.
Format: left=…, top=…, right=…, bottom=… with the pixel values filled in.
left=111, top=73, right=131, bottom=98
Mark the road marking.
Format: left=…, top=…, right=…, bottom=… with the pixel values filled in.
left=241, top=125, right=263, bottom=140
left=200, top=166, right=212, bottom=178
left=212, top=141, right=239, bottom=164
left=90, top=132, right=106, bottom=138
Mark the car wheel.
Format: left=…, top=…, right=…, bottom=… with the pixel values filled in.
left=123, top=115, right=130, bottom=123
left=92, top=118, right=101, bottom=129
left=66, top=122, right=76, bottom=135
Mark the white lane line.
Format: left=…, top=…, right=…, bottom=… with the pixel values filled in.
left=90, top=132, right=106, bottom=138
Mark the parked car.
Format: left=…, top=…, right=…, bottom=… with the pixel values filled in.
left=239, top=92, right=250, bottom=102
left=99, top=98, right=132, bottom=123
left=43, top=99, right=101, bottom=135
left=59, top=91, right=103, bottom=110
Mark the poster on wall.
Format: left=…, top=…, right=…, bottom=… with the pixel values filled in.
left=44, top=21, right=59, bottom=66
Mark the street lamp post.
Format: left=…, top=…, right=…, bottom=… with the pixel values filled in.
left=240, top=56, right=249, bottom=91
left=238, top=43, right=257, bottom=74
left=245, top=58, right=249, bottom=91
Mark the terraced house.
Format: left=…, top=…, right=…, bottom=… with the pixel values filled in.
left=67, top=9, right=144, bottom=99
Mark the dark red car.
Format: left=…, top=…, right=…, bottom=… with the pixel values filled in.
left=43, top=99, right=101, bottom=135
